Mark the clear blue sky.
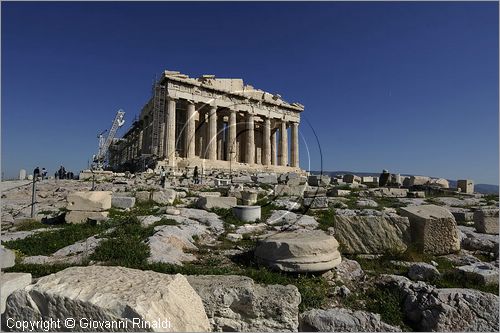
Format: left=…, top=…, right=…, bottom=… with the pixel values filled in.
left=2, top=2, right=498, bottom=184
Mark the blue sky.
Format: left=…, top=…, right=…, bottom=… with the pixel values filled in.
left=2, top=2, right=498, bottom=184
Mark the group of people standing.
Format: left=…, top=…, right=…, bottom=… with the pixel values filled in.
left=55, top=165, right=74, bottom=179
left=32, top=165, right=74, bottom=181
left=33, top=167, right=47, bottom=180
left=159, top=166, right=200, bottom=187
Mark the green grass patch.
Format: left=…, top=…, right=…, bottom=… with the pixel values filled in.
left=365, top=287, right=410, bottom=329
left=352, top=255, right=409, bottom=276
left=373, top=197, right=405, bottom=209
left=172, top=197, right=183, bottom=206
left=3, top=263, right=80, bottom=278
left=313, top=208, right=336, bottom=231
left=91, top=236, right=150, bottom=267
left=3, top=223, right=107, bottom=256
left=433, top=271, right=499, bottom=294
left=342, top=285, right=411, bottom=330
left=89, top=216, right=179, bottom=267
left=133, top=200, right=160, bottom=215
left=210, top=207, right=244, bottom=227
left=483, top=194, right=499, bottom=202
left=14, top=219, right=53, bottom=231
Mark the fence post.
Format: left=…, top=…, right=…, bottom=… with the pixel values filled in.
left=30, top=177, right=37, bottom=218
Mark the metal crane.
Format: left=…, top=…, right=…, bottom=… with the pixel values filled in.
left=92, top=109, right=125, bottom=170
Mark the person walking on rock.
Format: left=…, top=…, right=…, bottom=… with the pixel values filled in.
left=33, top=167, right=40, bottom=180
left=160, top=167, right=166, bottom=187
left=193, top=166, right=200, bottom=184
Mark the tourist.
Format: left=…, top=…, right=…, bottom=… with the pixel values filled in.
left=57, top=166, right=62, bottom=179
left=33, top=167, right=40, bottom=181
left=193, top=166, right=200, bottom=184
left=41, top=167, right=47, bottom=180
left=379, top=169, right=390, bottom=187
left=160, top=167, right=166, bottom=187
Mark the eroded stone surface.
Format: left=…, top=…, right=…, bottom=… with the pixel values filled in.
left=255, top=230, right=341, bottom=273
left=111, top=196, right=136, bottom=209
left=474, top=208, right=499, bottom=235
left=380, top=274, right=499, bottom=332
left=1, top=245, right=16, bottom=269
left=455, top=262, right=499, bottom=285
left=152, top=189, right=177, bottom=205
left=1, top=273, right=31, bottom=314
left=67, top=191, right=112, bottom=211
left=5, top=266, right=210, bottom=332
left=197, top=196, right=237, bottom=210
left=147, top=223, right=208, bottom=265
left=407, top=262, right=440, bottom=281
left=187, top=275, right=301, bottom=332
left=333, top=216, right=410, bottom=254
left=65, top=211, right=109, bottom=224
left=266, top=210, right=318, bottom=231
left=400, top=205, right=460, bottom=255
left=299, top=308, right=401, bottom=332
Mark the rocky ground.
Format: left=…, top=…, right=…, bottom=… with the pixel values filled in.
left=1, top=171, right=499, bottom=332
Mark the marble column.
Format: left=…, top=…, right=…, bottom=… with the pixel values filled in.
left=246, top=113, right=255, bottom=164
left=271, top=128, right=277, bottom=166
left=207, top=106, right=217, bottom=160
left=217, top=116, right=224, bottom=160
left=166, top=98, right=176, bottom=164
left=132, top=137, right=137, bottom=158
left=185, top=101, right=196, bottom=158
left=279, top=120, right=288, bottom=166
left=228, top=110, right=237, bottom=162
left=262, top=117, right=271, bottom=166
left=138, top=130, right=143, bottom=155
left=291, top=122, right=299, bottom=167
left=158, top=123, right=165, bottom=157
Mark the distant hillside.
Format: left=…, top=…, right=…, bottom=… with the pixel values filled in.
left=311, top=171, right=499, bottom=194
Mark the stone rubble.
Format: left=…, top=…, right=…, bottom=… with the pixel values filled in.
left=1, top=171, right=498, bottom=331
left=380, top=274, right=499, bottom=332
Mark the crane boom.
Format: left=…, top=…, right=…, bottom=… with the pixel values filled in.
left=93, top=109, right=125, bottom=169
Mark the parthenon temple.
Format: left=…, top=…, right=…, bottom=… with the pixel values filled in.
left=109, top=70, right=304, bottom=172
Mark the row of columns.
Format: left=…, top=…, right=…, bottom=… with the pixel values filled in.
left=159, top=98, right=299, bottom=167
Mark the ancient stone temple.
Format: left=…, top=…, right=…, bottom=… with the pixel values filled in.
left=109, top=70, right=304, bottom=172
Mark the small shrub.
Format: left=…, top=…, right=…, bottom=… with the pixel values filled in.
left=374, top=197, right=405, bottom=209
left=211, top=207, right=245, bottom=226
left=365, top=287, right=408, bottom=329
left=172, top=197, right=183, bottom=206
left=90, top=216, right=152, bottom=267
left=133, top=200, right=159, bottom=215
left=434, top=271, right=499, bottom=295
left=314, top=208, right=336, bottom=231
left=90, top=237, right=150, bottom=268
